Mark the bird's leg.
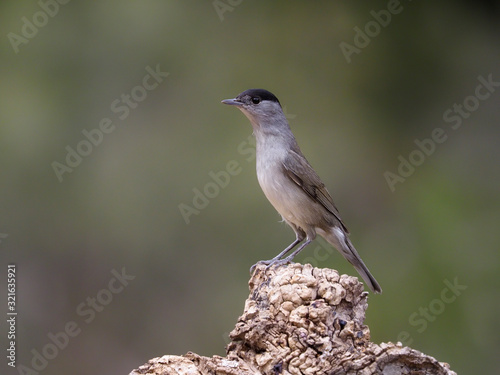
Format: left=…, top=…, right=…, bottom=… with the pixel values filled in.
left=267, top=231, right=315, bottom=269
left=268, top=237, right=302, bottom=261
left=250, top=231, right=304, bottom=273
left=280, top=239, right=313, bottom=263
left=263, top=239, right=313, bottom=269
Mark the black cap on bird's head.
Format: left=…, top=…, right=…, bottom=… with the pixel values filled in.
left=221, top=88, right=281, bottom=108
left=221, top=88, right=289, bottom=132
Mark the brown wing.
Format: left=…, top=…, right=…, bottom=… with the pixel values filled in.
left=282, top=150, right=349, bottom=233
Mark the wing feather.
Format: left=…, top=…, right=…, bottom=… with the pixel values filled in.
left=282, top=150, right=349, bottom=233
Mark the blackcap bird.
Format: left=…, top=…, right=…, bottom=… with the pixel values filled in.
left=222, top=89, right=382, bottom=294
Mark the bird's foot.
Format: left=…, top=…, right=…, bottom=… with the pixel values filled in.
left=250, top=257, right=294, bottom=274
left=249, top=260, right=273, bottom=274
left=265, top=258, right=291, bottom=270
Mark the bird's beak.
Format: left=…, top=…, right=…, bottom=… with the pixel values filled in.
left=221, top=98, right=243, bottom=106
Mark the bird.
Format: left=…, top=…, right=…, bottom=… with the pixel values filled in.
left=221, top=89, right=382, bottom=293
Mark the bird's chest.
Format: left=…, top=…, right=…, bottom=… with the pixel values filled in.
left=256, top=160, right=285, bottom=205
left=256, top=154, right=304, bottom=224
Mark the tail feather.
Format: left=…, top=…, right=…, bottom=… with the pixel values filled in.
left=321, top=227, right=382, bottom=294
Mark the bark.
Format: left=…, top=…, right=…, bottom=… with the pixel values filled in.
left=129, top=263, right=456, bottom=375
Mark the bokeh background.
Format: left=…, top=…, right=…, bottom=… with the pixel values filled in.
left=1, top=1, right=499, bottom=374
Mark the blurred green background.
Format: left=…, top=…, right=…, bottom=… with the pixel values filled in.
left=1, top=1, right=499, bottom=374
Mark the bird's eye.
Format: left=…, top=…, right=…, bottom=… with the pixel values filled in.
left=251, top=97, right=261, bottom=104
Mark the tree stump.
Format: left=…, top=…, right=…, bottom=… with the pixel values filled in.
left=129, top=263, right=456, bottom=375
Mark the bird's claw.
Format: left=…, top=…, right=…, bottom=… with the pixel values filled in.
left=250, top=260, right=273, bottom=274
left=250, top=258, right=293, bottom=275
left=266, top=258, right=292, bottom=269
